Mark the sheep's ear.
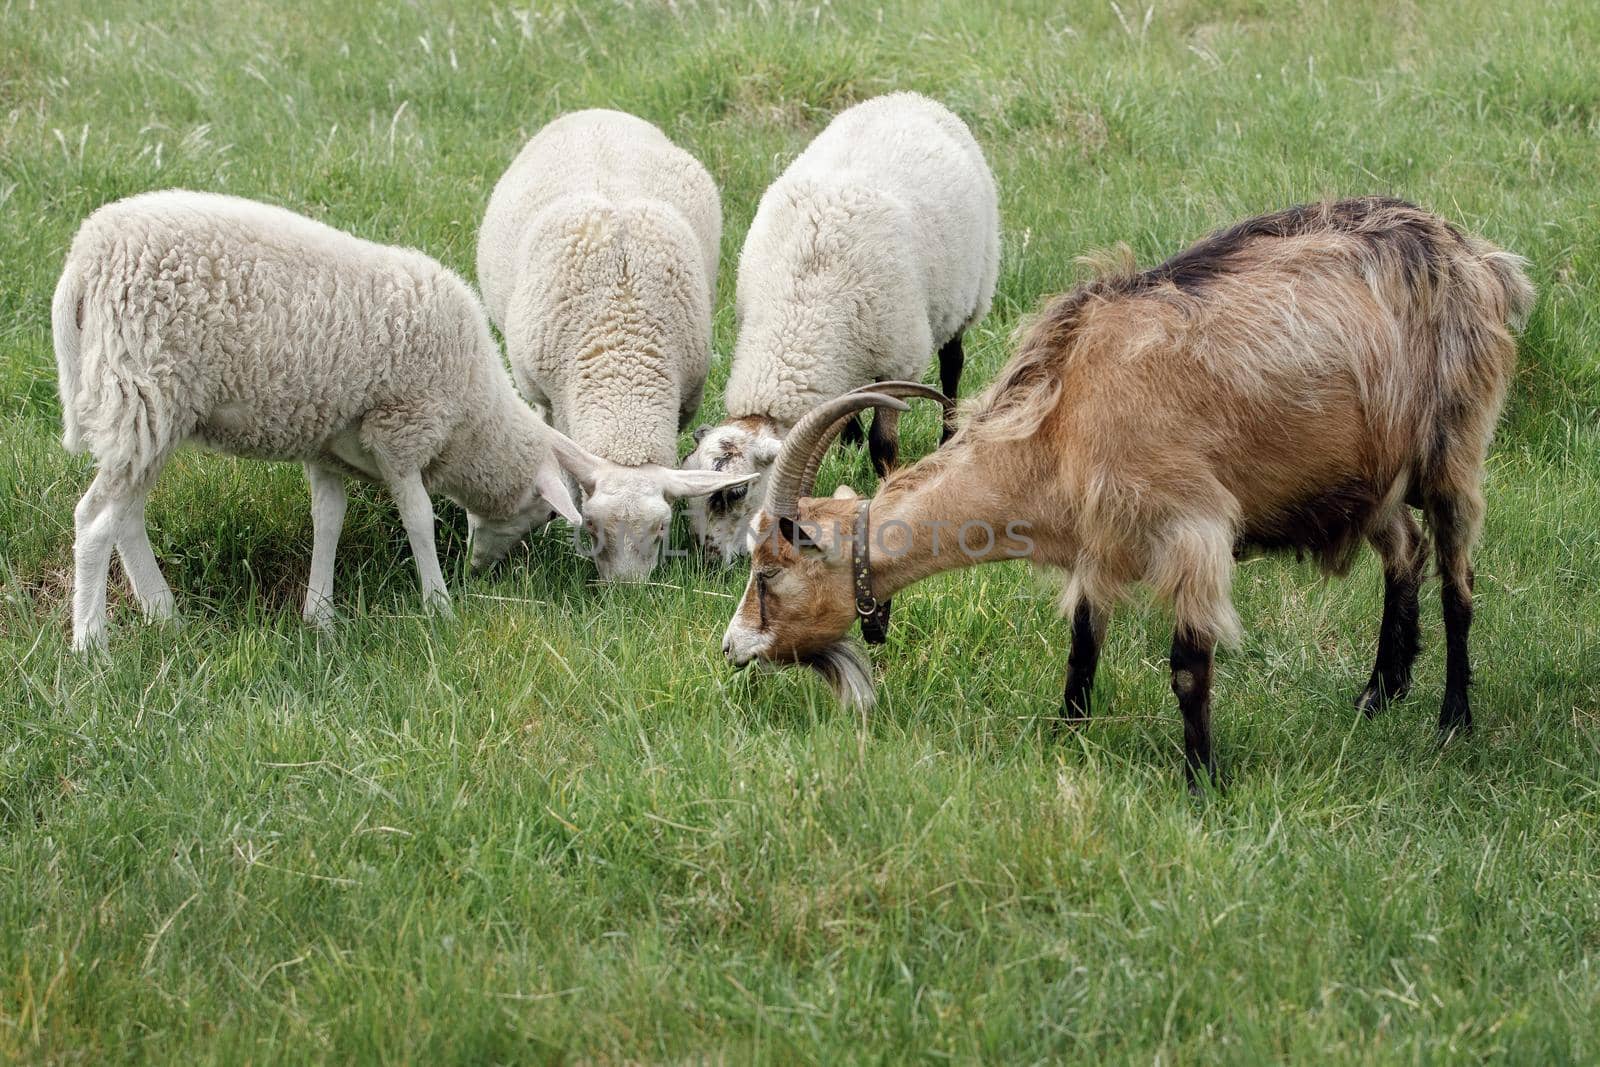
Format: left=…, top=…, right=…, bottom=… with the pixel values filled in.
left=544, top=427, right=604, bottom=493
left=535, top=462, right=582, bottom=525
left=691, top=425, right=712, bottom=445
left=750, top=438, right=781, bottom=467
left=658, top=469, right=759, bottom=501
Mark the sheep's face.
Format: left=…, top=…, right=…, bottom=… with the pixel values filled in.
left=579, top=473, right=675, bottom=583
left=466, top=457, right=582, bottom=571
left=467, top=502, right=553, bottom=570
left=721, top=505, right=872, bottom=706
left=681, top=417, right=782, bottom=564
left=576, top=465, right=761, bottom=583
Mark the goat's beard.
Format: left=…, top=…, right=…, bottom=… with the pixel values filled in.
left=802, top=640, right=876, bottom=710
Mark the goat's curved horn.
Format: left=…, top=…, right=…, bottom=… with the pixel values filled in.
left=766, top=392, right=908, bottom=521
left=766, top=382, right=955, bottom=522
left=795, top=381, right=957, bottom=494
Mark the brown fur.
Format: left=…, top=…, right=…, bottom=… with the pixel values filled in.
left=734, top=197, right=1533, bottom=687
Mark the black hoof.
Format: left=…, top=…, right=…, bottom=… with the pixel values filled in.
left=1355, top=675, right=1411, bottom=718
left=1184, top=762, right=1223, bottom=797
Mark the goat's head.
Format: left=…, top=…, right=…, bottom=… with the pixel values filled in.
left=545, top=430, right=756, bottom=582
left=720, top=382, right=951, bottom=707
left=680, top=416, right=782, bottom=564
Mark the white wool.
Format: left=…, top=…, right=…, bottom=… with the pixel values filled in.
left=56, top=190, right=588, bottom=649
left=477, top=110, right=749, bottom=582
left=684, top=92, right=1000, bottom=559
left=477, top=109, right=719, bottom=465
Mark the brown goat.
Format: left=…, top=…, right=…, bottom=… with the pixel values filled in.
left=720, top=197, right=1534, bottom=786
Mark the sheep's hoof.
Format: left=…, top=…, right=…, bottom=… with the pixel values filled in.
left=141, top=592, right=178, bottom=623
left=70, top=627, right=108, bottom=655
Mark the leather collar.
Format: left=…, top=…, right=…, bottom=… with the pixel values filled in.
left=853, top=500, right=891, bottom=644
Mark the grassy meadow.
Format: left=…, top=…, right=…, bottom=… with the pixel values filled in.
left=3, top=0, right=1600, bottom=1061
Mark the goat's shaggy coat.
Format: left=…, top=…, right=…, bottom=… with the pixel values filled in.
left=477, top=109, right=745, bottom=581
left=723, top=197, right=1533, bottom=785
left=56, top=190, right=589, bottom=650
left=683, top=91, right=1000, bottom=561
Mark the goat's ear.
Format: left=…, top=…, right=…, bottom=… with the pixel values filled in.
left=534, top=461, right=582, bottom=525
left=831, top=485, right=860, bottom=500
left=776, top=516, right=829, bottom=556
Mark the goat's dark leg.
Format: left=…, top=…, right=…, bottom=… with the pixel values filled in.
left=937, top=331, right=964, bottom=443
left=1170, top=629, right=1218, bottom=791
left=840, top=414, right=866, bottom=447
left=1426, top=492, right=1479, bottom=736
left=1059, top=601, right=1108, bottom=728
left=1356, top=510, right=1426, bottom=716
left=867, top=404, right=900, bottom=478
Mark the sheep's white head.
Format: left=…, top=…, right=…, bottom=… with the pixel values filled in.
left=547, top=431, right=758, bottom=583
left=681, top=416, right=783, bottom=564
left=467, top=456, right=581, bottom=570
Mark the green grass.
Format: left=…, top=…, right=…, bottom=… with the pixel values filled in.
left=3, top=0, right=1600, bottom=1061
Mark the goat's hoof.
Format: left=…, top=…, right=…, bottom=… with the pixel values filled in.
left=1185, top=764, right=1224, bottom=798
left=1355, top=676, right=1411, bottom=718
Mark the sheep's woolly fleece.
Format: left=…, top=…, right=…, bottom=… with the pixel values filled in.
left=477, top=109, right=721, bottom=468
left=726, top=91, right=1000, bottom=428
left=55, top=190, right=554, bottom=505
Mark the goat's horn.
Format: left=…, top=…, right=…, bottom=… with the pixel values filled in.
left=766, top=392, right=908, bottom=520
left=795, top=381, right=957, bottom=493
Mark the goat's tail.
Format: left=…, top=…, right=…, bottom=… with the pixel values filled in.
left=52, top=260, right=87, bottom=454
left=1484, top=248, right=1537, bottom=332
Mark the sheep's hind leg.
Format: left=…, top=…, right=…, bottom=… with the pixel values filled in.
left=113, top=465, right=175, bottom=623
left=867, top=404, right=900, bottom=477
left=938, top=331, right=964, bottom=443
left=1356, top=510, right=1425, bottom=716
left=1170, top=628, right=1219, bottom=792
left=303, top=463, right=348, bottom=628
left=1059, top=600, right=1108, bottom=728
left=71, top=470, right=125, bottom=651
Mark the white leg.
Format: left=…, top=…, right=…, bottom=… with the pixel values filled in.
left=114, top=481, right=175, bottom=622
left=71, top=471, right=122, bottom=652
left=303, top=463, right=348, bottom=628
left=384, top=466, right=452, bottom=617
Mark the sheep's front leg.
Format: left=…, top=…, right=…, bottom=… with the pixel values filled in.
left=937, top=331, right=964, bottom=443
left=867, top=404, right=900, bottom=477
left=1170, top=629, right=1218, bottom=792
left=383, top=466, right=453, bottom=618
left=303, top=463, right=348, bottom=628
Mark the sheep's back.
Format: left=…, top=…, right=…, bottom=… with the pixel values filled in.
left=68, top=191, right=480, bottom=465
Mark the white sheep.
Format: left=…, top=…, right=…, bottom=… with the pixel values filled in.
left=54, top=189, right=601, bottom=651
left=682, top=91, right=1001, bottom=562
left=477, top=109, right=753, bottom=582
